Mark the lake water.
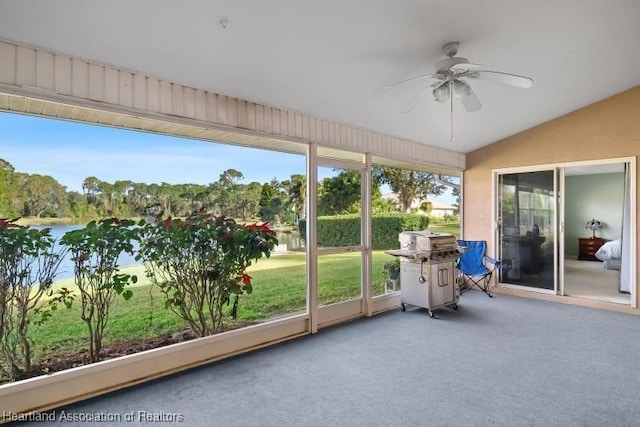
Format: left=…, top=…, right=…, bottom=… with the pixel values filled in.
left=40, top=224, right=304, bottom=280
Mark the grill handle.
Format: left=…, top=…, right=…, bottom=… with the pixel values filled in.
left=437, top=267, right=450, bottom=287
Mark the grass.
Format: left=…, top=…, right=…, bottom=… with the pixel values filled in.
left=14, top=217, right=77, bottom=226
left=428, top=222, right=460, bottom=238
left=25, top=223, right=461, bottom=366
left=29, top=251, right=392, bottom=362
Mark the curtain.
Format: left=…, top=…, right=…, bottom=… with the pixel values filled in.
left=620, top=163, right=631, bottom=293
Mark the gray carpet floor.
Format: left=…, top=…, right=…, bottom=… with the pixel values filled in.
left=12, top=291, right=640, bottom=427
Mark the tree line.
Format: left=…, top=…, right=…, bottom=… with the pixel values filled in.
left=0, top=157, right=456, bottom=225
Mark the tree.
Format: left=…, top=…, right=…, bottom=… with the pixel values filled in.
left=217, top=169, right=244, bottom=216
left=435, top=174, right=461, bottom=208
left=199, top=182, right=222, bottom=215
left=275, top=178, right=298, bottom=224
left=258, top=181, right=277, bottom=220
left=218, top=168, right=243, bottom=187
left=66, top=191, right=97, bottom=222
left=0, top=158, right=17, bottom=217
left=372, top=167, right=445, bottom=212
left=112, top=180, right=134, bottom=217
left=128, top=182, right=150, bottom=214
left=263, top=196, right=284, bottom=224
left=318, top=170, right=362, bottom=215
left=177, top=183, right=207, bottom=215
left=238, top=182, right=263, bottom=220
left=257, top=178, right=292, bottom=223
left=372, top=196, right=397, bottom=214
left=146, top=183, right=171, bottom=217
left=288, top=174, right=306, bottom=223
left=82, top=176, right=101, bottom=204
left=96, top=181, right=114, bottom=215
left=16, top=173, right=68, bottom=218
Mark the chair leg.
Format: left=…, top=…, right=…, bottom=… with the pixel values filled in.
left=480, top=277, right=493, bottom=297
left=459, top=273, right=494, bottom=298
left=469, top=274, right=493, bottom=298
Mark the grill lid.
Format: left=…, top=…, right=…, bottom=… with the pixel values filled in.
left=398, top=231, right=457, bottom=252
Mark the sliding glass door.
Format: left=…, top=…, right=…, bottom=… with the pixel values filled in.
left=496, top=160, right=636, bottom=305
left=497, top=170, right=557, bottom=291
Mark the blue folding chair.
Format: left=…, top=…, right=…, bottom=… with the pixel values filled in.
left=456, top=240, right=501, bottom=298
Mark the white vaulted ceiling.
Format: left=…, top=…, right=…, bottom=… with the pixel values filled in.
left=0, top=0, right=639, bottom=154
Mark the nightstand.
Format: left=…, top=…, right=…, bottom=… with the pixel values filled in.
left=578, top=237, right=605, bottom=261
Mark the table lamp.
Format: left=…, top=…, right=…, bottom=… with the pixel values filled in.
left=584, top=218, right=602, bottom=239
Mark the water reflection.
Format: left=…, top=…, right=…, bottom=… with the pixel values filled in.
left=273, top=230, right=305, bottom=253
left=39, top=224, right=304, bottom=279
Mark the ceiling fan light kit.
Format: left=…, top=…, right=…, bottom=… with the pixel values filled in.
left=387, top=41, right=534, bottom=142
left=433, top=83, right=449, bottom=102
left=453, top=80, right=472, bottom=99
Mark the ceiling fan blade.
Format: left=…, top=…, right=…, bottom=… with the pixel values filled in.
left=469, top=70, right=533, bottom=88
left=451, top=62, right=483, bottom=71
left=401, top=85, right=432, bottom=113
left=461, top=84, right=482, bottom=112
left=385, top=73, right=438, bottom=89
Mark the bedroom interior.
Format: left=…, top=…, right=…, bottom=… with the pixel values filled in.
left=563, top=162, right=630, bottom=305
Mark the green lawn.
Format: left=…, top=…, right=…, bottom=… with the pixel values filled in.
left=0, top=207, right=464, bottom=384
left=428, top=222, right=460, bottom=238
left=32, top=223, right=459, bottom=358
left=27, top=225, right=460, bottom=365
left=30, top=251, right=394, bottom=362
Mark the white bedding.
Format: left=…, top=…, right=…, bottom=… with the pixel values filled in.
left=597, top=239, right=630, bottom=292
left=595, top=239, right=622, bottom=261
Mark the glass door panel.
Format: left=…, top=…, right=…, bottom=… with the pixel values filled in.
left=498, top=170, right=556, bottom=290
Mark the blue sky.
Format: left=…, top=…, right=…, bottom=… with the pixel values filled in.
left=0, top=112, right=456, bottom=203
left=0, top=112, right=306, bottom=192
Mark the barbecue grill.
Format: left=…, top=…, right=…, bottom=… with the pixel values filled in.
left=386, top=231, right=461, bottom=318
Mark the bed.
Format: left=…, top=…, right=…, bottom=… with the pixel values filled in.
left=594, top=239, right=621, bottom=271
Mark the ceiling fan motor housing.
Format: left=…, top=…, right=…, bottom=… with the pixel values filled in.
left=441, top=41, right=459, bottom=57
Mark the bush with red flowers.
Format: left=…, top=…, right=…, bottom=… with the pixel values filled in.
left=137, top=210, right=277, bottom=337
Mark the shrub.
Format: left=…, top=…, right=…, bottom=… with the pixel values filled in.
left=299, top=214, right=429, bottom=249
left=382, top=258, right=401, bottom=281
left=61, top=218, right=139, bottom=363
left=0, top=218, right=72, bottom=382
left=137, top=211, right=278, bottom=337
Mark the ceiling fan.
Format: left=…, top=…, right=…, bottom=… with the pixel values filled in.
left=385, top=41, right=533, bottom=142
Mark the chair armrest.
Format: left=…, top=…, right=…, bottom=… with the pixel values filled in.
left=484, top=256, right=501, bottom=269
